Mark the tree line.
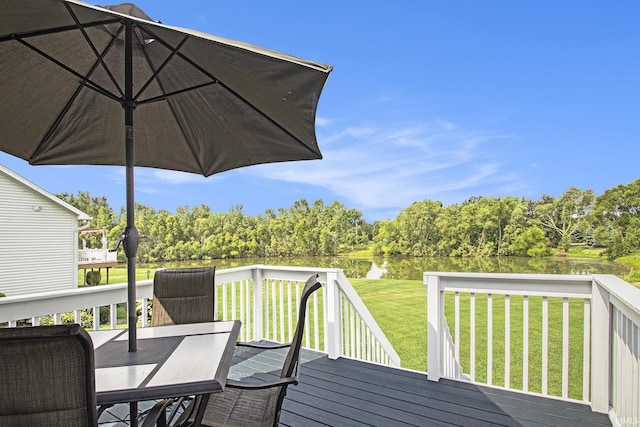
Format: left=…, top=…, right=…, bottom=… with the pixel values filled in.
left=59, top=177, right=640, bottom=262
left=63, top=196, right=371, bottom=262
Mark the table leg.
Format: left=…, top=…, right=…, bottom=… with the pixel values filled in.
left=130, top=401, right=138, bottom=427
left=192, top=394, right=210, bottom=426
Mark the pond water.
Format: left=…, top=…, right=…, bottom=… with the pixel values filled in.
left=140, top=255, right=631, bottom=281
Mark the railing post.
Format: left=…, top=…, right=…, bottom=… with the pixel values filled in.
left=426, top=273, right=443, bottom=381
left=252, top=267, right=264, bottom=341
left=325, top=270, right=342, bottom=360
left=591, top=280, right=611, bottom=413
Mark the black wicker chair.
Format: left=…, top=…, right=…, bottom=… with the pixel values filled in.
left=150, top=266, right=216, bottom=422
left=0, top=324, right=171, bottom=427
left=0, top=324, right=97, bottom=427
left=177, top=274, right=322, bottom=427
left=151, top=267, right=216, bottom=326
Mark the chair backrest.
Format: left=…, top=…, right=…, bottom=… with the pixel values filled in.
left=0, top=324, right=97, bottom=427
left=179, top=274, right=322, bottom=427
left=272, top=274, right=322, bottom=424
left=281, top=273, right=322, bottom=379
left=151, top=266, right=216, bottom=326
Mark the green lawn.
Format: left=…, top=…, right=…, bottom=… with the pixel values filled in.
left=78, top=266, right=157, bottom=286
left=566, top=247, right=640, bottom=286
left=77, top=268, right=615, bottom=400
left=350, top=279, right=427, bottom=370
left=616, top=253, right=640, bottom=286
left=350, top=278, right=588, bottom=400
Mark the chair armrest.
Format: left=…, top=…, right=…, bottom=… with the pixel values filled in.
left=141, top=399, right=173, bottom=427
left=97, top=404, right=114, bottom=418
left=225, top=376, right=298, bottom=390
left=237, top=340, right=291, bottom=350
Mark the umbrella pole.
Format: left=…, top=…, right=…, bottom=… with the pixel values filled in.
left=124, top=21, right=139, bottom=354
left=123, top=20, right=141, bottom=426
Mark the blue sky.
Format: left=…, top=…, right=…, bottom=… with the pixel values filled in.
left=2, top=1, right=639, bottom=222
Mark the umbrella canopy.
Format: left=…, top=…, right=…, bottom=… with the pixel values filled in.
left=0, top=0, right=332, bottom=351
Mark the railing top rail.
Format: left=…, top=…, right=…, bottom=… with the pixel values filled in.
left=0, top=281, right=145, bottom=304
left=246, top=264, right=342, bottom=274
left=424, top=271, right=594, bottom=298
left=593, top=274, right=640, bottom=323
left=213, top=265, right=342, bottom=284
left=423, top=271, right=593, bottom=281
left=0, top=280, right=154, bottom=323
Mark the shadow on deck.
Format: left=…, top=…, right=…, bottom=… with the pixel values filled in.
left=100, top=346, right=611, bottom=427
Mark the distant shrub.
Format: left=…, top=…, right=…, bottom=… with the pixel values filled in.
left=85, top=270, right=101, bottom=286
left=39, top=310, right=94, bottom=329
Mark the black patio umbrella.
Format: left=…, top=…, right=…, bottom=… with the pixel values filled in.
left=0, top=0, right=332, bottom=351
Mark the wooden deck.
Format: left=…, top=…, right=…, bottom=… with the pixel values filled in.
left=233, top=345, right=610, bottom=427
left=100, top=345, right=611, bottom=426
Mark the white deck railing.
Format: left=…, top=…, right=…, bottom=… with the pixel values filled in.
left=78, top=248, right=117, bottom=264
left=0, top=265, right=400, bottom=367
left=5, top=266, right=638, bottom=422
left=425, top=271, right=640, bottom=425
left=214, top=267, right=399, bottom=366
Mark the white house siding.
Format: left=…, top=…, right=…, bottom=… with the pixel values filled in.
left=0, top=168, right=89, bottom=296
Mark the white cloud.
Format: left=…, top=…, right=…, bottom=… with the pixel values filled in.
left=98, top=119, right=522, bottom=220
left=143, top=169, right=212, bottom=185
left=247, top=119, right=520, bottom=216
left=108, top=167, right=218, bottom=198
left=315, top=116, right=334, bottom=127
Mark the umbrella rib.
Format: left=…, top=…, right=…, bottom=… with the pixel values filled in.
left=32, top=85, right=86, bottom=163
left=132, top=27, right=210, bottom=174
left=31, top=33, right=124, bottom=162
left=64, top=2, right=124, bottom=98
left=0, top=19, right=122, bottom=43
left=137, top=82, right=218, bottom=105
left=133, top=26, right=220, bottom=104
left=139, top=26, right=316, bottom=152
left=13, top=37, right=121, bottom=103
left=133, top=34, right=190, bottom=101
left=209, top=74, right=321, bottom=157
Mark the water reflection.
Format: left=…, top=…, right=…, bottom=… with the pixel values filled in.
left=140, top=255, right=631, bottom=281
left=365, top=261, right=388, bottom=279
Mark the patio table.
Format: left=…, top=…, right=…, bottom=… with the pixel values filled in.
left=89, top=320, right=241, bottom=425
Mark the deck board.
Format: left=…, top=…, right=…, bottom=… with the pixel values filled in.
left=229, top=345, right=610, bottom=427
left=99, top=346, right=611, bottom=426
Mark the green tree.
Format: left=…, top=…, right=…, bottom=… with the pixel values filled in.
left=503, top=198, right=539, bottom=255
left=372, top=219, right=401, bottom=255
left=443, top=197, right=491, bottom=256
left=510, top=226, right=550, bottom=257
left=318, top=201, right=350, bottom=256
left=535, top=187, right=595, bottom=252
left=344, top=208, right=368, bottom=248
left=57, top=191, right=117, bottom=247
left=489, top=197, right=520, bottom=256
left=395, top=200, right=442, bottom=256
left=436, top=204, right=467, bottom=256
left=133, top=204, right=158, bottom=262
left=587, top=178, right=640, bottom=259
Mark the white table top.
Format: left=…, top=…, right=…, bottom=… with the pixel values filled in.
left=89, top=320, right=241, bottom=405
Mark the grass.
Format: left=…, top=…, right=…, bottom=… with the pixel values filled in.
left=339, top=246, right=375, bottom=258
left=616, top=253, right=640, bottom=286
left=78, top=266, right=157, bottom=286
left=566, top=247, right=640, bottom=287
left=350, top=278, right=590, bottom=400
left=565, top=245, right=605, bottom=258
left=213, top=279, right=425, bottom=372
left=350, top=279, right=427, bottom=370
left=79, top=260, right=638, bottom=399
